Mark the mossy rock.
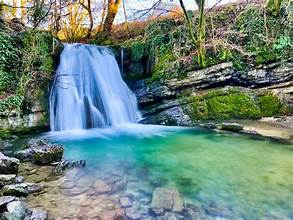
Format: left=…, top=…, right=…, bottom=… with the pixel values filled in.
left=182, top=88, right=286, bottom=121
left=32, top=145, right=64, bottom=165
left=258, top=94, right=284, bottom=117
left=183, top=89, right=261, bottom=121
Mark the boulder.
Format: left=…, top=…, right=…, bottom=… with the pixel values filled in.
left=2, top=185, right=29, bottom=197
left=217, top=122, right=244, bottom=132
left=13, top=139, right=64, bottom=165
left=143, top=106, right=192, bottom=126
left=2, top=201, right=29, bottom=220
left=33, top=145, right=64, bottom=164
left=151, top=188, right=184, bottom=215
left=0, top=153, right=20, bottom=174
left=54, top=159, right=86, bottom=174
left=2, top=183, right=42, bottom=197
left=0, top=174, right=16, bottom=187
left=0, top=196, right=16, bottom=210
left=14, top=176, right=25, bottom=184
left=27, top=209, right=48, bottom=220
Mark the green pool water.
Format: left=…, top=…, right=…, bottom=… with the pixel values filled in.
left=47, top=124, right=293, bottom=219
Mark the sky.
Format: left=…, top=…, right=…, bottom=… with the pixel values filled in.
left=3, top=0, right=235, bottom=24
left=117, top=0, right=234, bottom=22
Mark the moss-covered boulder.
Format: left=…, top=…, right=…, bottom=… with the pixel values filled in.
left=182, top=88, right=262, bottom=121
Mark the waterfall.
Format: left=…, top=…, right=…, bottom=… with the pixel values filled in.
left=49, top=44, right=141, bottom=131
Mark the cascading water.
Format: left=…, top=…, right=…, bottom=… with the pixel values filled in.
left=49, top=44, right=141, bottom=131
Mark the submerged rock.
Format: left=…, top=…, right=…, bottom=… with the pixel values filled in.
left=13, top=139, right=64, bottom=165
left=124, top=207, right=142, bottom=220
left=120, top=196, right=133, bottom=208
left=203, top=202, right=232, bottom=218
left=151, top=188, right=184, bottom=215
left=0, top=152, right=20, bottom=174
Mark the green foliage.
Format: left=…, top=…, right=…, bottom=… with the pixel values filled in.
left=0, top=31, right=21, bottom=71
left=258, top=94, right=283, bottom=117
left=131, top=41, right=146, bottom=61
left=235, top=5, right=291, bottom=65
left=22, top=30, right=53, bottom=74
left=0, top=29, right=53, bottom=117
left=0, top=70, right=17, bottom=92
left=273, top=35, right=291, bottom=50
left=0, top=95, right=24, bottom=117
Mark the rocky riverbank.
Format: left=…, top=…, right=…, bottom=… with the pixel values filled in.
left=0, top=138, right=80, bottom=219
left=130, top=60, right=292, bottom=127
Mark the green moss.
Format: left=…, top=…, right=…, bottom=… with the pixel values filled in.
left=0, top=130, right=12, bottom=140
left=183, top=89, right=261, bottom=121
left=183, top=89, right=288, bottom=121
left=258, top=94, right=283, bottom=117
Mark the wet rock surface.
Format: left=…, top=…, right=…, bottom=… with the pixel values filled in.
left=216, top=122, right=244, bottom=132
left=27, top=208, right=48, bottom=220
left=2, top=183, right=42, bottom=197
left=54, top=159, right=86, bottom=174
left=0, top=152, right=20, bottom=174
left=13, top=139, right=63, bottom=165
left=0, top=174, right=16, bottom=187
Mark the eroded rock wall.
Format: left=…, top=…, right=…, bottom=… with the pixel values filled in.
left=131, top=60, right=293, bottom=126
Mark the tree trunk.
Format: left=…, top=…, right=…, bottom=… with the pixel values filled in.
left=102, top=0, right=121, bottom=37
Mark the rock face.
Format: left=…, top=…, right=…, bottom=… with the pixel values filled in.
left=13, top=139, right=63, bottom=165
left=131, top=61, right=292, bottom=125
left=0, top=153, right=20, bottom=174
left=151, top=188, right=184, bottom=215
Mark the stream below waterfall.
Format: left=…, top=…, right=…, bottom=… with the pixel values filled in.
left=18, top=124, right=293, bottom=220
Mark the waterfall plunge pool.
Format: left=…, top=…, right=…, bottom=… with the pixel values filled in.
left=22, top=124, right=293, bottom=219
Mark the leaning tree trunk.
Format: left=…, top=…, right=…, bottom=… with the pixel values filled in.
left=102, top=0, right=121, bottom=37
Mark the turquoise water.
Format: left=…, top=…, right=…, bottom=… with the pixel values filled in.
left=47, top=124, right=293, bottom=219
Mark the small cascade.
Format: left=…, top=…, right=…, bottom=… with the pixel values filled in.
left=49, top=44, right=141, bottom=131
left=120, top=48, right=124, bottom=76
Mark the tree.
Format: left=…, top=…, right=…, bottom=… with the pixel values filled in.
left=179, top=0, right=206, bottom=68
left=102, top=0, right=122, bottom=37
left=266, top=0, right=283, bottom=16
